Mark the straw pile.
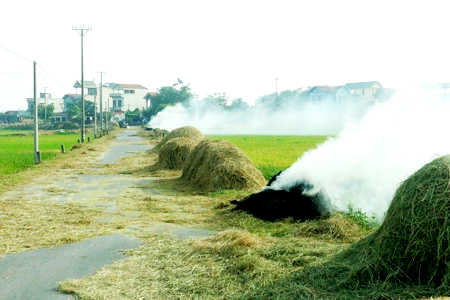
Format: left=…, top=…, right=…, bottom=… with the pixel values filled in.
left=309, top=155, right=450, bottom=293
left=368, top=154, right=450, bottom=286
left=152, top=126, right=204, bottom=153
left=156, top=137, right=199, bottom=170
left=181, top=139, right=267, bottom=191
left=145, top=128, right=170, bottom=140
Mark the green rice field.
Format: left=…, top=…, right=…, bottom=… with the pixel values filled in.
left=209, top=135, right=329, bottom=180
left=0, top=130, right=93, bottom=175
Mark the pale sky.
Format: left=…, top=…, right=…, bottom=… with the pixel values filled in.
left=1, top=0, right=450, bottom=112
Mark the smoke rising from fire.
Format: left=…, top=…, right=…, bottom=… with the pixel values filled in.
left=149, top=92, right=450, bottom=218
left=272, top=92, right=450, bottom=217
left=148, top=98, right=368, bottom=135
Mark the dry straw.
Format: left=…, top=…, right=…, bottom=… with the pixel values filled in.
left=152, top=126, right=204, bottom=153
left=306, top=154, right=450, bottom=295
left=156, top=137, right=199, bottom=170
left=181, top=139, right=267, bottom=192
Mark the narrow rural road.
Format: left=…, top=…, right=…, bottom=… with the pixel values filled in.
left=0, top=128, right=153, bottom=300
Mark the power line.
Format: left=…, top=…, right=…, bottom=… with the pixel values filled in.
left=36, top=68, right=56, bottom=97
left=0, top=69, right=32, bottom=75
left=0, top=44, right=33, bottom=63
left=36, top=64, right=68, bottom=89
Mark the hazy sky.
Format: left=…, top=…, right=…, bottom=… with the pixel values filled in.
left=1, top=0, right=449, bottom=111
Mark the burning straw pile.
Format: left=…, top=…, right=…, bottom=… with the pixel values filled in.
left=181, top=139, right=267, bottom=192
left=306, top=155, right=450, bottom=296
left=231, top=173, right=332, bottom=222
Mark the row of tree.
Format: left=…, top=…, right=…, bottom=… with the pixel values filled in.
left=143, top=83, right=304, bottom=121
left=21, top=84, right=303, bottom=126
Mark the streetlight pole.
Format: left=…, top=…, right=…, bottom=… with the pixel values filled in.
left=72, top=25, right=92, bottom=143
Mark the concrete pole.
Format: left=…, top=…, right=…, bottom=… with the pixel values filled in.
left=97, top=71, right=105, bottom=132
left=33, top=61, right=40, bottom=164
left=72, top=26, right=92, bottom=142
left=94, top=95, right=97, bottom=138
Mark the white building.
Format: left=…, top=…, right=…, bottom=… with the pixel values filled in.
left=26, top=93, right=64, bottom=113
left=107, top=83, right=148, bottom=112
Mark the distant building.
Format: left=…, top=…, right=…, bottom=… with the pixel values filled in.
left=345, top=81, right=383, bottom=101
left=73, top=80, right=98, bottom=100
left=418, top=82, right=450, bottom=95
left=374, top=88, right=402, bottom=101
left=305, top=85, right=354, bottom=102
left=107, top=83, right=148, bottom=112
left=26, top=93, right=64, bottom=113
left=143, top=92, right=158, bottom=109
left=3, top=110, right=33, bottom=123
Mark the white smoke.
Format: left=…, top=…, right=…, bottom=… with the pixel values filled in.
left=271, top=92, right=450, bottom=218
left=149, top=98, right=368, bottom=135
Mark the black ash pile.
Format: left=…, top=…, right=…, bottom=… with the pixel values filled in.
left=231, top=172, right=332, bottom=222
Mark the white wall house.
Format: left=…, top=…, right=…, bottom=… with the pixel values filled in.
left=26, top=92, right=64, bottom=113
left=345, top=81, right=383, bottom=101
left=107, top=83, right=148, bottom=112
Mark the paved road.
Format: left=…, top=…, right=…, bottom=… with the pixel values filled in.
left=0, top=128, right=150, bottom=300
left=0, top=235, right=142, bottom=300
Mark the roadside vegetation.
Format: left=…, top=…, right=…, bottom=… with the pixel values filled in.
left=0, top=129, right=93, bottom=176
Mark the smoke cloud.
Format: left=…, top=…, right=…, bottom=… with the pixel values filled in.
left=148, top=98, right=368, bottom=135
left=272, top=92, right=450, bottom=218
left=149, top=92, right=450, bottom=218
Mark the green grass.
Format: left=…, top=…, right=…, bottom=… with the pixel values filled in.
left=0, top=131, right=93, bottom=175
left=208, top=135, right=329, bottom=180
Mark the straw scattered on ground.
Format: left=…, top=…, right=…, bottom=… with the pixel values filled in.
left=0, top=200, right=112, bottom=256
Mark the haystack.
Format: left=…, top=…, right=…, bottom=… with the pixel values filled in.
left=181, top=139, right=267, bottom=191
left=152, top=126, right=204, bottom=153
left=368, top=154, right=450, bottom=286
left=311, top=155, right=450, bottom=291
left=156, top=137, right=199, bottom=170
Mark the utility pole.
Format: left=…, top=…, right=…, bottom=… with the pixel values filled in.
left=94, top=94, right=97, bottom=138
left=72, top=25, right=92, bottom=143
left=33, top=61, right=40, bottom=164
left=97, top=71, right=105, bottom=132
left=42, top=86, right=48, bottom=128
left=106, top=97, right=110, bottom=132
left=276, top=78, right=278, bottom=103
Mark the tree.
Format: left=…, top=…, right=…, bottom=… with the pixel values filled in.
left=202, top=93, right=229, bottom=107
left=67, top=103, right=82, bottom=123
left=255, top=89, right=302, bottom=110
left=38, top=104, right=54, bottom=121
left=84, top=100, right=95, bottom=120
left=229, top=98, right=250, bottom=110
left=147, top=84, right=195, bottom=118
left=125, top=108, right=141, bottom=124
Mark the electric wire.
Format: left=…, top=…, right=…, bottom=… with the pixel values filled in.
left=37, top=68, right=59, bottom=100
left=0, top=70, right=32, bottom=75
left=36, top=64, right=68, bottom=90
left=0, top=44, right=33, bottom=63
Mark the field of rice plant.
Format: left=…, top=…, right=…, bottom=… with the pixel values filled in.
left=0, top=130, right=93, bottom=175
left=208, top=135, right=329, bottom=180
